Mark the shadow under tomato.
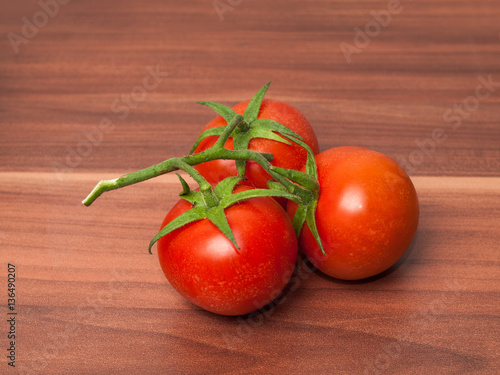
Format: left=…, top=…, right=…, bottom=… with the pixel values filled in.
left=188, top=273, right=299, bottom=321
left=310, top=230, right=421, bottom=286
left=224, top=255, right=319, bottom=320
left=194, top=230, right=421, bottom=321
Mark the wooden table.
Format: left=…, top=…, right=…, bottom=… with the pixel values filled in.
left=1, top=0, right=499, bottom=374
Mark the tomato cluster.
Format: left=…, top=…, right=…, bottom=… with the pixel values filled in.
left=159, top=98, right=418, bottom=314
left=84, top=84, right=419, bottom=316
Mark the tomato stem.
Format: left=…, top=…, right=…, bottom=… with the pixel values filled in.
left=82, top=110, right=319, bottom=207
left=82, top=114, right=268, bottom=206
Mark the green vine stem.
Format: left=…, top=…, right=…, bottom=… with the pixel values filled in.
left=82, top=114, right=315, bottom=207
left=83, top=114, right=242, bottom=206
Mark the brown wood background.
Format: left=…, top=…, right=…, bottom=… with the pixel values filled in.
left=1, top=0, right=499, bottom=374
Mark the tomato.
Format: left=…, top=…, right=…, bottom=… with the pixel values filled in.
left=157, top=186, right=298, bottom=316
left=193, top=99, right=320, bottom=189
left=288, top=146, right=419, bottom=280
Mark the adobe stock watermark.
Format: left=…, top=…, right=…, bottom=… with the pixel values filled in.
left=339, top=0, right=411, bottom=64
left=15, top=268, right=129, bottom=375
left=51, top=65, right=168, bottom=180
left=7, top=0, right=71, bottom=54
left=396, top=74, right=500, bottom=174
left=362, top=278, right=467, bottom=374
left=213, top=0, right=243, bottom=21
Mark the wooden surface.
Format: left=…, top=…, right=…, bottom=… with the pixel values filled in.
left=1, top=0, right=499, bottom=374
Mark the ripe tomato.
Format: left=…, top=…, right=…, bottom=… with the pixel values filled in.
left=289, top=146, right=419, bottom=280
left=157, top=186, right=298, bottom=316
left=193, top=99, right=320, bottom=189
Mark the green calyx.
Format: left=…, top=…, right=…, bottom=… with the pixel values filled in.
left=148, top=174, right=302, bottom=253
left=190, top=82, right=305, bottom=176
left=82, top=83, right=326, bottom=256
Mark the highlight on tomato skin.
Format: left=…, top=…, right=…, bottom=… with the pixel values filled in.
left=194, top=99, right=320, bottom=189
left=288, top=146, right=420, bottom=281
left=157, top=186, right=298, bottom=316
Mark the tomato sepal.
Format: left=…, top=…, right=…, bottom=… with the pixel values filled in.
left=247, top=127, right=292, bottom=146
left=232, top=130, right=251, bottom=176
left=197, top=101, right=238, bottom=124
left=213, top=175, right=246, bottom=198
left=251, top=118, right=305, bottom=141
left=189, top=126, right=226, bottom=154
left=279, top=133, right=318, bottom=179
left=220, top=188, right=301, bottom=209
left=206, top=205, right=240, bottom=249
left=148, top=206, right=206, bottom=254
left=304, top=200, right=325, bottom=255
left=243, top=81, right=271, bottom=123
left=272, top=166, right=318, bottom=192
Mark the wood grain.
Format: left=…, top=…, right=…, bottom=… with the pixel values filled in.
left=1, top=0, right=499, bottom=374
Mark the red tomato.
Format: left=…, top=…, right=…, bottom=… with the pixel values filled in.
left=193, top=99, right=320, bottom=189
left=157, top=186, right=298, bottom=316
left=288, top=146, right=419, bottom=280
